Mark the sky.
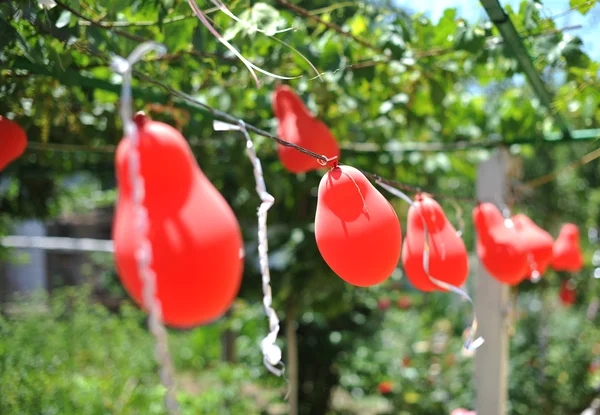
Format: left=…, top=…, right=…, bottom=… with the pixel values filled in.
left=393, top=0, right=600, bottom=59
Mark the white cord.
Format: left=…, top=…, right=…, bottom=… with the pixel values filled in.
left=111, top=42, right=180, bottom=415
left=213, top=120, right=284, bottom=376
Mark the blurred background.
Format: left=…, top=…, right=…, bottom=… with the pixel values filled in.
left=1, top=0, right=600, bottom=414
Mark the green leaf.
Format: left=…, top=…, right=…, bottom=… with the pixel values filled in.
left=348, top=14, right=368, bottom=37
left=55, top=10, right=72, bottom=29
left=569, top=0, right=595, bottom=15
left=163, top=17, right=196, bottom=52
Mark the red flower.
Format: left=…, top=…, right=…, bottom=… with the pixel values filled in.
left=378, top=297, right=392, bottom=311
left=397, top=296, right=412, bottom=309
left=378, top=381, right=393, bottom=394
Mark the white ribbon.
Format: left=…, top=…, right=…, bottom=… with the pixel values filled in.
left=213, top=120, right=284, bottom=376
left=111, top=42, right=180, bottom=415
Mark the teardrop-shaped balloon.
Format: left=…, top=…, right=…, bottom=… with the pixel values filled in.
left=473, top=203, right=529, bottom=285
left=113, top=113, right=244, bottom=328
left=315, top=165, right=402, bottom=286
left=552, top=223, right=584, bottom=272
left=272, top=85, right=340, bottom=173
left=402, top=194, right=468, bottom=292
left=512, top=214, right=554, bottom=280
left=0, top=116, right=27, bottom=171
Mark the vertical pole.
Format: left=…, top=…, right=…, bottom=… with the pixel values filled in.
left=475, top=149, right=510, bottom=415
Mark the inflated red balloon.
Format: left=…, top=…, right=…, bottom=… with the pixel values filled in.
left=552, top=223, right=584, bottom=272
left=559, top=280, right=576, bottom=306
left=473, top=203, right=529, bottom=285
left=113, top=113, right=244, bottom=328
left=512, top=214, right=554, bottom=279
left=315, top=165, right=402, bottom=286
left=0, top=116, right=27, bottom=171
left=402, top=194, right=468, bottom=292
left=272, top=85, right=340, bottom=173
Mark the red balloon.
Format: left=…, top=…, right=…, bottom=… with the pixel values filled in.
left=272, top=85, right=340, bottom=173
left=552, top=223, right=584, bottom=272
left=0, top=116, right=27, bottom=171
left=113, top=113, right=244, bottom=328
left=473, top=203, right=529, bottom=285
left=315, top=165, right=402, bottom=286
left=512, top=214, right=554, bottom=279
left=402, top=194, right=468, bottom=292
left=559, top=280, right=576, bottom=306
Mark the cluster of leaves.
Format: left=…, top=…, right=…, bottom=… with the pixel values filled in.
left=0, top=287, right=271, bottom=414
left=1, top=280, right=598, bottom=414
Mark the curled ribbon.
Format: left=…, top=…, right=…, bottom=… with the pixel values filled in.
left=213, top=120, right=284, bottom=376
left=377, top=181, right=485, bottom=352
left=111, top=42, right=180, bottom=415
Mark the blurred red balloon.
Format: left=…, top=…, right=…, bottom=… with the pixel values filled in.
left=552, top=223, right=584, bottom=272
left=272, top=85, right=340, bottom=173
left=113, top=113, right=244, bottom=328
left=473, top=203, right=529, bottom=285
left=512, top=214, right=554, bottom=280
left=0, top=116, right=27, bottom=171
left=450, top=409, right=476, bottom=415
left=559, top=280, right=576, bottom=306
left=402, top=194, right=468, bottom=292
left=315, top=166, right=402, bottom=287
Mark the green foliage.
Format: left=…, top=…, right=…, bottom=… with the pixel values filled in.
left=0, top=288, right=273, bottom=414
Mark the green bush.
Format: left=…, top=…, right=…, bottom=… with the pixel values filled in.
left=0, top=287, right=271, bottom=415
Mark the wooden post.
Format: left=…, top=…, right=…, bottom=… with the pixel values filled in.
left=475, top=149, right=510, bottom=415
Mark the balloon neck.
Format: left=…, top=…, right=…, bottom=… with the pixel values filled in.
left=133, top=111, right=150, bottom=127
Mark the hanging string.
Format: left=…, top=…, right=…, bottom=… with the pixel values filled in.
left=213, top=120, right=284, bottom=377
left=110, top=42, right=180, bottom=415
left=187, top=0, right=301, bottom=87
left=376, top=181, right=485, bottom=352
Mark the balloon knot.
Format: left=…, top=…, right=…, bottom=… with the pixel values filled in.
left=326, top=156, right=339, bottom=169
left=133, top=111, right=149, bottom=126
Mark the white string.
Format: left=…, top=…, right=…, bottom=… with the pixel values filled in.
left=209, top=0, right=296, bottom=35
left=110, top=42, right=180, bottom=415
left=187, top=0, right=301, bottom=87
left=213, top=120, right=284, bottom=377
left=376, top=182, right=485, bottom=351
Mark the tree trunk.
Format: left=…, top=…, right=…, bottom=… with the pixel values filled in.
left=221, top=310, right=236, bottom=363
